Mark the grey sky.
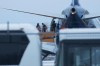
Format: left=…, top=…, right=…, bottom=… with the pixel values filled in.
left=0, top=0, right=99, bottom=26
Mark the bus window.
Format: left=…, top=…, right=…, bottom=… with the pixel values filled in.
left=57, top=39, right=100, bottom=66
left=0, top=30, right=29, bottom=65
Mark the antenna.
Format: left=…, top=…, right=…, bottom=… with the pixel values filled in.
left=71, top=0, right=80, bottom=6
left=72, top=0, right=74, bottom=6
left=7, top=21, right=10, bottom=34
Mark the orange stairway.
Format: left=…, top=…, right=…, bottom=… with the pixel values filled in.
left=40, top=32, right=55, bottom=42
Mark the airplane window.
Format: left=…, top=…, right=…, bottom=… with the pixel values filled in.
left=0, top=30, right=29, bottom=65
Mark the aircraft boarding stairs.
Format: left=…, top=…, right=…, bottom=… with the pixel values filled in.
left=40, top=32, right=57, bottom=60
left=40, top=32, right=56, bottom=66
left=40, top=32, right=55, bottom=42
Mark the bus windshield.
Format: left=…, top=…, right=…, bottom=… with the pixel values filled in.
left=0, top=30, right=29, bottom=65
left=57, top=39, right=100, bottom=66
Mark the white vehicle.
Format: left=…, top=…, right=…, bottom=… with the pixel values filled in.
left=0, top=23, right=41, bottom=66
left=55, top=28, right=100, bottom=66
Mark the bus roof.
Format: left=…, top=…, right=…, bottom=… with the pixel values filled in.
left=0, top=23, right=38, bottom=33
left=60, top=28, right=100, bottom=41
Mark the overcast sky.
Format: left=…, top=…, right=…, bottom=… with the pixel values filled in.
left=0, top=0, right=99, bottom=26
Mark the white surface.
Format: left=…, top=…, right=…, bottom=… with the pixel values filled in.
left=42, top=42, right=57, bottom=53
left=60, top=28, right=100, bottom=41
left=0, top=23, right=38, bottom=33
left=0, top=23, right=41, bottom=66
left=43, top=61, right=54, bottom=66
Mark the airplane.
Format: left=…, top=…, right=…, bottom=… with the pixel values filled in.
left=2, top=0, right=100, bottom=61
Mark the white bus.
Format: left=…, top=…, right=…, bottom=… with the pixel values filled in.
left=56, top=28, right=100, bottom=66
left=0, top=23, right=41, bottom=66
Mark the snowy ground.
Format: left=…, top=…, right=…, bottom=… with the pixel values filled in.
left=43, top=61, right=54, bottom=66
left=43, top=55, right=55, bottom=66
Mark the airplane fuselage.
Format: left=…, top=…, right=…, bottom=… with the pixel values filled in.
left=61, top=0, right=92, bottom=28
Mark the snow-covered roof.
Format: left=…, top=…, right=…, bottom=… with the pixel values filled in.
left=60, top=28, right=100, bottom=41
left=0, top=23, right=39, bottom=33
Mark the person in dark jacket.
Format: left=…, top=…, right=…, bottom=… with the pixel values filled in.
left=42, top=23, right=47, bottom=32
left=50, top=20, right=56, bottom=32
left=36, top=23, right=41, bottom=32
